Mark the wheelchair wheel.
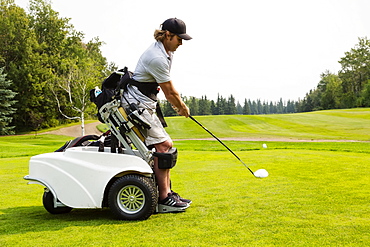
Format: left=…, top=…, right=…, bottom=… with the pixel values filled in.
left=43, top=190, right=73, bottom=214
left=108, top=175, right=157, bottom=220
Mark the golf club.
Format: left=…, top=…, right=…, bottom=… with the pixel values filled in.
left=189, top=115, right=268, bottom=178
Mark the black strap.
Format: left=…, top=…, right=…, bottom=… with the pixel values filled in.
left=128, top=80, right=159, bottom=101
left=156, top=103, right=167, bottom=127
left=127, top=80, right=167, bottom=127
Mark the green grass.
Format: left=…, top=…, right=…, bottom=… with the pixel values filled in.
left=166, top=108, right=370, bottom=141
left=0, top=135, right=72, bottom=158
left=1, top=109, right=370, bottom=246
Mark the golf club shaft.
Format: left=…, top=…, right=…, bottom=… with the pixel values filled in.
left=189, top=115, right=255, bottom=176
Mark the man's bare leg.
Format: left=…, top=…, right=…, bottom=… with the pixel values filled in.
left=154, top=140, right=172, bottom=200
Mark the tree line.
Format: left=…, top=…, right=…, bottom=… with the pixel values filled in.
left=1, top=0, right=370, bottom=135
left=301, top=38, right=370, bottom=111
left=160, top=95, right=299, bottom=116
left=0, top=0, right=112, bottom=134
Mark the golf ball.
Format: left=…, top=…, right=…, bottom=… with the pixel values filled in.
left=262, top=143, right=267, bottom=148
left=254, top=169, right=269, bottom=178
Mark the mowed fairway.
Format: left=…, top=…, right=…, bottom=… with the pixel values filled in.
left=167, top=108, right=370, bottom=141
left=0, top=108, right=369, bottom=246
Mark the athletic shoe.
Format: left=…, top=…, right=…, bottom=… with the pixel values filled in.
left=157, top=193, right=189, bottom=213
left=158, top=193, right=189, bottom=207
left=171, top=190, right=192, bottom=204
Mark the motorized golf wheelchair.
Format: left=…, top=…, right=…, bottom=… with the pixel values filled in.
left=24, top=68, right=181, bottom=221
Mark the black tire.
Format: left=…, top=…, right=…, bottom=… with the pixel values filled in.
left=108, top=175, right=157, bottom=220
left=43, top=191, right=73, bottom=214
left=54, top=135, right=100, bottom=152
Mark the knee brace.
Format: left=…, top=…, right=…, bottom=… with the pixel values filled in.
left=153, top=147, right=178, bottom=169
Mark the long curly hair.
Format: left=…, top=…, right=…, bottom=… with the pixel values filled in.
left=154, top=29, right=176, bottom=42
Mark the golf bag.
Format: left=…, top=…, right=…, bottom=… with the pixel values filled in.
left=90, top=67, right=133, bottom=122
left=88, top=68, right=178, bottom=169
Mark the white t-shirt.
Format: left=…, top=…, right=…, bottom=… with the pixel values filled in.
left=133, top=41, right=173, bottom=83
left=123, top=41, right=173, bottom=110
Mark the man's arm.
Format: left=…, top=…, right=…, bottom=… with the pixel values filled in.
left=159, top=81, right=190, bottom=117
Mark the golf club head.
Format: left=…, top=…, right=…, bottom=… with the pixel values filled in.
left=253, top=169, right=269, bottom=178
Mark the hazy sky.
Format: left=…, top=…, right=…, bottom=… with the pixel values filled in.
left=15, top=0, right=370, bottom=102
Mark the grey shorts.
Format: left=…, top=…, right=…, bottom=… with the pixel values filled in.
left=140, top=108, right=172, bottom=146
left=121, top=88, right=171, bottom=146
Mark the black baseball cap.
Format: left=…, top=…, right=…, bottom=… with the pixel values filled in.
left=161, top=18, right=192, bottom=40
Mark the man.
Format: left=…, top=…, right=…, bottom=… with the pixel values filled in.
left=122, top=18, right=192, bottom=212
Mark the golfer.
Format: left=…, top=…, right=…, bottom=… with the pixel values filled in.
left=122, top=18, right=192, bottom=211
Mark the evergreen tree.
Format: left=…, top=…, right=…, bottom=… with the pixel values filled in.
left=262, top=101, right=269, bottom=114
left=302, top=92, right=314, bottom=112
left=242, top=99, right=251, bottom=115
left=0, top=67, right=17, bottom=135
left=226, top=94, right=236, bottom=115
left=268, top=101, right=275, bottom=113
left=161, top=99, right=176, bottom=117
left=188, top=96, right=199, bottom=115
left=257, top=99, right=263, bottom=114
left=216, top=94, right=227, bottom=115
left=277, top=98, right=284, bottom=113
left=286, top=100, right=296, bottom=113
left=199, top=95, right=211, bottom=115
left=251, top=100, right=258, bottom=114
left=236, top=101, right=243, bottom=114
left=295, top=100, right=301, bottom=112
left=210, top=100, right=217, bottom=115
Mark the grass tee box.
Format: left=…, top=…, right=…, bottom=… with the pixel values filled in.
left=1, top=138, right=369, bottom=246
left=1, top=108, right=370, bottom=246
left=189, top=115, right=269, bottom=178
